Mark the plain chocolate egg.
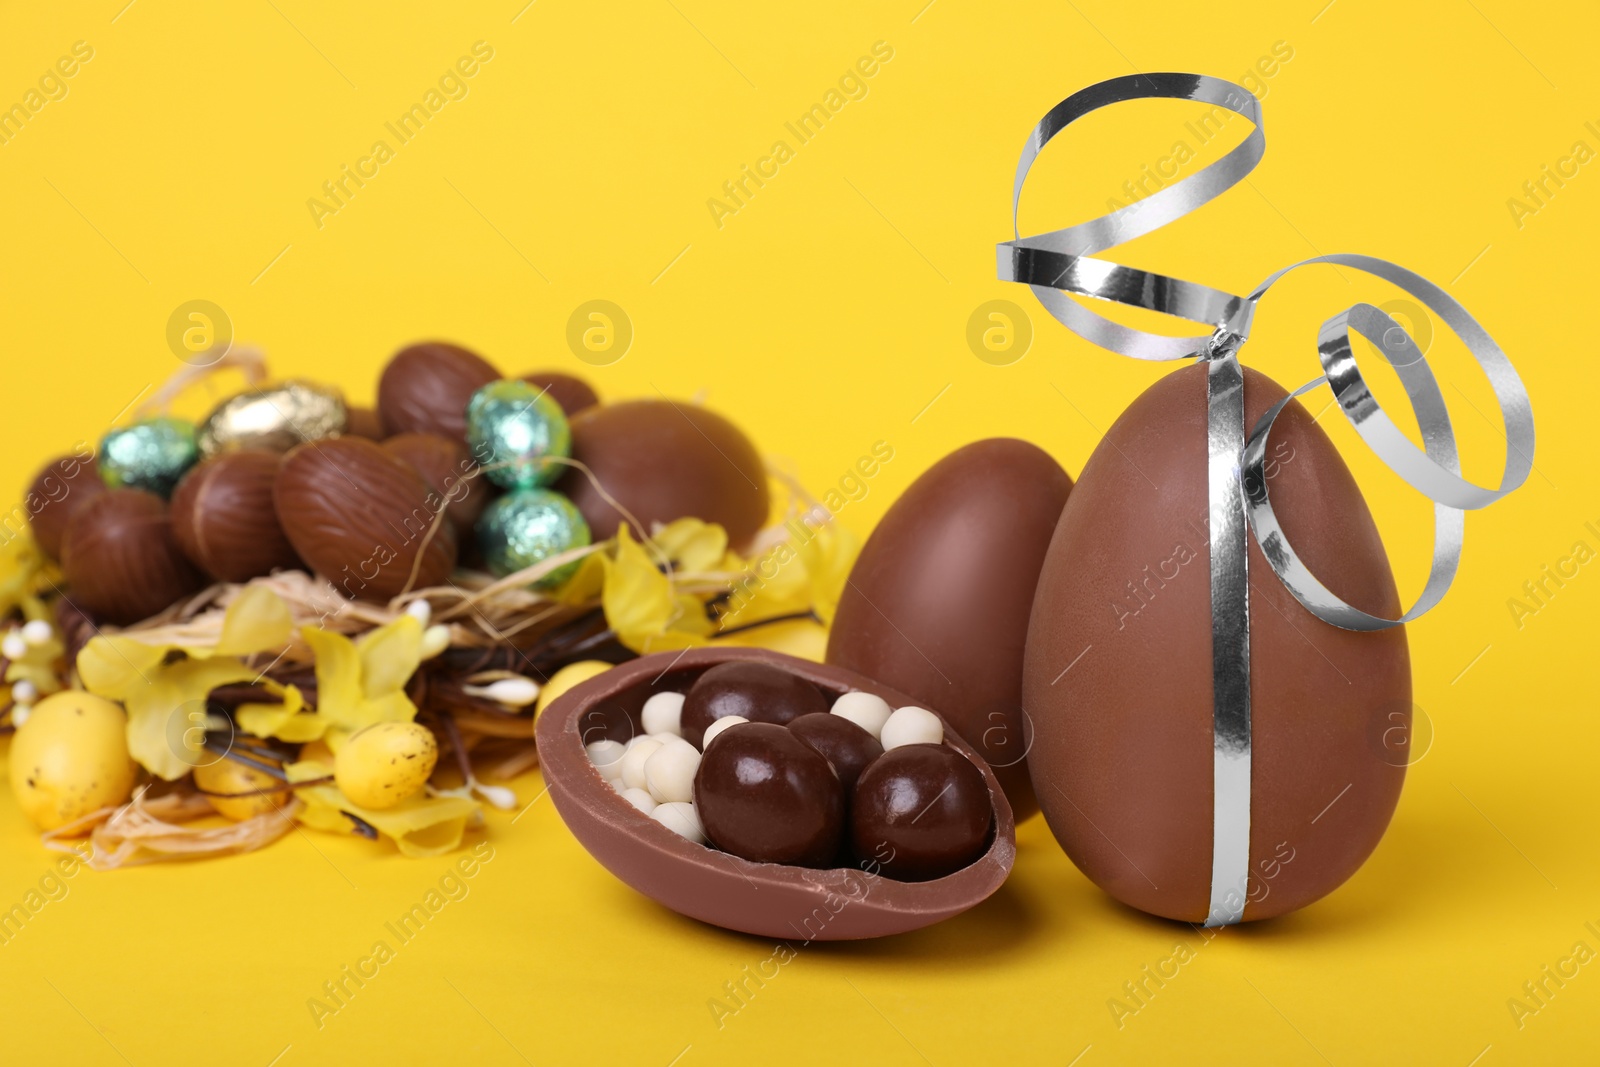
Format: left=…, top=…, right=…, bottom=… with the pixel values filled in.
left=1024, top=363, right=1410, bottom=923
left=61, top=489, right=206, bottom=625
left=520, top=370, right=599, bottom=417
left=274, top=437, right=458, bottom=603
left=826, top=439, right=1072, bottom=820
left=555, top=399, right=769, bottom=550
left=170, top=450, right=302, bottom=582
left=25, top=452, right=107, bottom=560
left=377, top=341, right=499, bottom=444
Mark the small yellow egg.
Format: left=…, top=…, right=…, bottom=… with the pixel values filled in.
left=534, top=660, right=612, bottom=715
left=334, top=722, right=438, bottom=810
left=8, top=691, right=136, bottom=831
left=193, top=752, right=290, bottom=821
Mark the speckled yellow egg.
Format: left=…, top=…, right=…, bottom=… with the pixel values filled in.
left=193, top=753, right=290, bottom=821
left=9, top=691, right=136, bottom=831
left=535, top=660, right=613, bottom=715
left=334, top=722, right=438, bottom=809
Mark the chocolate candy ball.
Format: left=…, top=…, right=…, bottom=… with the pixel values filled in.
left=520, top=370, right=599, bottom=416
left=377, top=341, right=499, bottom=444
left=382, top=433, right=488, bottom=531
left=694, top=722, right=844, bottom=867
left=680, top=661, right=830, bottom=749
left=787, top=712, right=883, bottom=794
left=25, top=453, right=106, bottom=559
left=852, top=744, right=993, bottom=882
left=61, top=489, right=206, bottom=625
left=171, top=450, right=302, bottom=583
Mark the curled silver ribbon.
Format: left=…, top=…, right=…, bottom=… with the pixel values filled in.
left=999, top=73, right=1535, bottom=926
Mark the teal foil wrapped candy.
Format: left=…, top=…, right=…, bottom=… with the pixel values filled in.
left=99, top=417, right=200, bottom=497
left=477, top=488, right=591, bottom=587
left=466, top=379, right=570, bottom=489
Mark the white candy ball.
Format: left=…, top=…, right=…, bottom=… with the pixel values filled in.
left=701, top=715, right=748, bottom=748
left=620, top=737, right=663, bottom=790
left=880, top=705, right=943, bottom=750
left=1, top=634, right=26, bottom=661
left=644, top=739, right=701, bottom=804
left=20, top=620, right=53, bottom=647
left=609, top=776, right=628, bottom=793
left=621, top=787, right=657, bottom=814
left=640, top=691, right=686, bottom=738
left=831, top=691, right=893, bottom=740
left=651, top=801, right=705, bottom=844
left=585, top=739, right=626, bottom=780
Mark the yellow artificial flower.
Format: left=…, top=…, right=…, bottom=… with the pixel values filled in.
left=650, top=518, right=731, bottom=573
left=793, top=517, right=861, bottom=627
left=286, top=758, right=478, bottom=858
left=601, top=525, right=714, bottom=654
left=0, top=531, right=49, bottom=623
left=239, top=615, right=424, bottom=749
left=78, top=586, right=297, bottom=780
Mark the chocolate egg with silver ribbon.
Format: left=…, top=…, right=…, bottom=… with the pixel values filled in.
left=197, top=380, right=348, bottom=456
left=1005, top=73, right=1533, bottom=925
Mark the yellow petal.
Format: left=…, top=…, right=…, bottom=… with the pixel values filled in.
left=291, top=770, right=479, bottom=858
left=795, top=520, right=862, bottom=627
left=213, top=586, right=294, bottom=657
left=77, top=636, right=170, bottom=701
left=357, top=616, right=422, bottom=700
left=716, top=616, right=829, bottom=660
left=652, top=518, right=729, bottom=572
left=236, top=685, right=327, bottom=742
left=603, top=525, right=675, bottom=650
left=302, top=626, right=363, bottom=730
left=124, top=657, right=259, bottom=780
left=551, top=551, right=606, bottom=605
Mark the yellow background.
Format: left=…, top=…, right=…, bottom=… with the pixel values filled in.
left=0, top=1, right=1594, bottom=1063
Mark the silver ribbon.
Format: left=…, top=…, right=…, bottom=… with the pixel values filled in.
left=998, top=73, right=1535, bottom=926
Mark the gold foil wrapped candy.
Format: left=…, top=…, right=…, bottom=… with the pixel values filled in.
left=198, top=380, right=348, bottom=456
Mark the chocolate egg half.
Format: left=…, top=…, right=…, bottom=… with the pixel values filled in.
left=556, top=400, right=769, bottom=550
left=171, top=450, right=302, bottom=583
left=827, top=439, right=1072, bottom=820
left=275, top=438, right=458, bottom=603
left=1024, top=364, right=1409, bottom=922
left=377, top=341, right=499, bottom=444
left=537, top=647, right=1016, bottom=940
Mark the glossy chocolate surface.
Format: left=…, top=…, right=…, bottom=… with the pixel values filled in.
left=1025, top=364, right=1409, bottom=922
left=556, top=399, right=769, bottom=550
left=679, top=660, right=829, bottom=749
left=695, top=722, right=844, bottom=868
left=786, top=712, right=883, bottom=793
left=536, top=647, right=1015, bottom=940
left=377, top=341, right=499, bottom=444
left=852, top=743, right=993, bottom=882
left=171, top=450, right=302, bottom=583
left=274, top=437, right=458, bottom=602
left=827, top=438, right=1071, bottom=820
left=61, top=488, right=206, bottom=625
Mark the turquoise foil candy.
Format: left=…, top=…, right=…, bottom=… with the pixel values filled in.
left=466, top=379, right=571, bottom=489
left=476, top=488, right=591, bottom=588
left=99, top=417, right=200, bottom=497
